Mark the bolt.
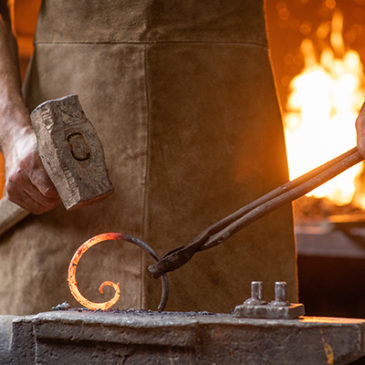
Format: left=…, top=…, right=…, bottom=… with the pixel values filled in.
left=251, top=281, right=263, bottom=301
left=269, top=281, right=289, bottom=307
left=243, top=281, right=266, bottom=305
left=274, top=281, right=287, bottom=302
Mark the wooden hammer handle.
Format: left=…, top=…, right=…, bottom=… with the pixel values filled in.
left=0, top=198, right=29, bottom=237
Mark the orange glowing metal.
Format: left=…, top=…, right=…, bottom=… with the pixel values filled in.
left=68, top=233, right=123, bottom=311
left=68, top=232, right=169, bottom=311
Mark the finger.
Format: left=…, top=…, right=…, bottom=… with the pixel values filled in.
left=360, top=102, right=365, bottom=114
left=27, top=156, right=59, bottom=199
left=7, top=188, right=55, bottom=215
left=29, top=170, right=59, bottom=199
left=22, top=176, right=60, bottom=208
left=7, top=171, right=60, bottom=213
left=356, top=103, right=365, bottom=158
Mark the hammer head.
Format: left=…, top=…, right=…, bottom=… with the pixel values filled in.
left=30, top=95, right=113, bottom=210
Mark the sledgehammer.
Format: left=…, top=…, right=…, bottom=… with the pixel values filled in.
left=0, top=94, right=113, bottom=236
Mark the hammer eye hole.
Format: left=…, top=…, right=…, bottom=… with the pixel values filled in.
left=67, top=133, right=91, bottom=161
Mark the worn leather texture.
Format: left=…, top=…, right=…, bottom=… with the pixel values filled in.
left=34, top=0, right=268, bottom=45
left=0, top=0, right=297, bottom=315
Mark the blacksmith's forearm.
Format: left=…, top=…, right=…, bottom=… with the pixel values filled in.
left=0, top=12, right=30, bottom=155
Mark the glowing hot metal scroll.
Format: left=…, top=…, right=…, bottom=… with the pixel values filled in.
left=68, top=232, right=169, bottom=311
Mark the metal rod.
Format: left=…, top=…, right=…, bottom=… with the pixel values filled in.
left=149, top=147, right=363, bottom=278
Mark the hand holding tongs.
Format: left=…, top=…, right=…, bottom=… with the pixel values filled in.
left=148, top=147, right=363, bottom=278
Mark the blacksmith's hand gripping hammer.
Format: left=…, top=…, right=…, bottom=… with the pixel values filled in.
left=0, top=94, right=113, bottom=236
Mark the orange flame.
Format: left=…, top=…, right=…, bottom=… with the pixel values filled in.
left=68, top=233, right=122, bottom=311
left=284, top=9, right=365, bottom=207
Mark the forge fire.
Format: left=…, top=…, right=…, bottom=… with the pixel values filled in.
left=267, top=0, right=365, bottom=221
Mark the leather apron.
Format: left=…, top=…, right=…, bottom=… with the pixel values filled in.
left=0, top=0, right=297, bottom=315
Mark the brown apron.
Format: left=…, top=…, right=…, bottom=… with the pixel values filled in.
left=0, top=0, right=297, bottom=315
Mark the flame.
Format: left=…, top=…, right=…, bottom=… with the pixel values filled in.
left=284, top=9, right=365, bottom=207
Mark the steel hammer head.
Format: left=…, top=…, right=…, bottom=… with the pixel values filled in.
left=30, top=95, right=113, bottom=210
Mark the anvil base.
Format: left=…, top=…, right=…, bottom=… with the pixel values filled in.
left=2, top=310, right=365, bottom=364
